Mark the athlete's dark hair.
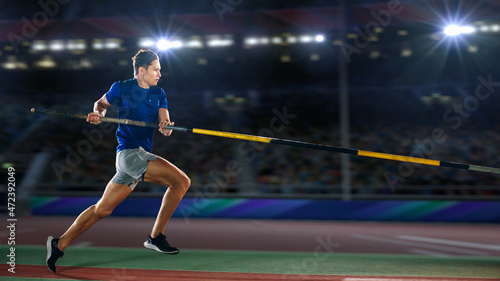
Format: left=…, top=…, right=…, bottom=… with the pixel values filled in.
left=132, top=48, right=159, bottom=76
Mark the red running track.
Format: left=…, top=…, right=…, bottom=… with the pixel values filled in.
left=1, top=264, right=498, bottom=281
left=7, top=216, right=500, bottom=257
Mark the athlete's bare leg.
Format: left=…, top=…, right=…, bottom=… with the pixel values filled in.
left=143, top=157, right=190, bottom=238
left=57, top=182, right=132, bottom=251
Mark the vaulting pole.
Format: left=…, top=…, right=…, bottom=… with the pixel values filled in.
left=31, top=108, right=500, bottom=174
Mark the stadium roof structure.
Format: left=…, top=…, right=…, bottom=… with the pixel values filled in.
left=1, top=0, right=500, bottom=41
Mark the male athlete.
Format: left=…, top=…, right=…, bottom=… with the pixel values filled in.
left=46, top=49, right=190, bottom=273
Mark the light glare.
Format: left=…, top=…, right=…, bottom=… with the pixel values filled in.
left=245, top=38, right=258, bottom=45
left=49, top=40, right=65, bottom=51
left=156, top=39, right=182, bottom=50
left=315, top=35, right=325, bottom=42
left=139, top=38, right=155, bottom=48
left=443, top=25, right=476, bottom=36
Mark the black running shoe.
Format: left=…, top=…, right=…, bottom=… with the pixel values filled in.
left=143, top=233, right=179, bottom=254
left=46, top=236, right=64, bottom=273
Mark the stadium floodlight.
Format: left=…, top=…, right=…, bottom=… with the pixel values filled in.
left=185, top=39, right=203, bottom=48
left=443, top=24, right=476, bottom=36
left=92, top=39, right=104, bottom=50
left=245, top=37, right=259, bottom=45
left=287, top=36, right=298, bottom=43
left=156, top=39, right=182, bottom=50
left=259, top=37, right=270, bottom=45
left=444, top=25, right=461, bottom=36
left=479, top=25, right=490, bottom=32
left=67, top=40, right=86, bottom=50
left=206, top=35, right=233, bottom=47
left=36, top=55, right=57, bottom=68
left=299, top=35, right=313, bottom=43
left=32, top=40, right=47, bottom=51
left=49, top=40, right=65, bottom=51
left=139, top=38, right=156, bottom=48
left=271, top=37, right=282, bottom=44
left=156, top=39, right=170, bottom=50
left=104, top=39, right=121, bottom=49
left=459, top=25, right=476, bottom=34
left=207, top=39, right=233, bottom=47
left=169, top=40, right=182, bottom=49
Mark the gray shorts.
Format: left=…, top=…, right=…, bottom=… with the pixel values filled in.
left=111, top=147, right=159, bottom=190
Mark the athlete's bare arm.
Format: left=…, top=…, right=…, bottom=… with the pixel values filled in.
left=158, top=108, right=174, bottom=137
left=87, top=94, right=112, bottom=125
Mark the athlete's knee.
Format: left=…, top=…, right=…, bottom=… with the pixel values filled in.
left=161, top=173, right=190, bottom=191
left=169, top=174, right=190, bottom=192
left=94, top=203, right=113, bottom=219
left=180, top=175, right=191, bottom=192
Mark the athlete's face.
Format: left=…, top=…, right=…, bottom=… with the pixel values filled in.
left=142, top=59, right=161, bottom=87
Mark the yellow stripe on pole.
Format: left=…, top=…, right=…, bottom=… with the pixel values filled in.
left=192, top=128, right=272, bottom=143
left=357, top=150, right=441, bottom=166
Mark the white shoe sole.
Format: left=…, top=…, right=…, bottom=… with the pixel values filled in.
left=143, top=241, right=179, bottom=254
left=46, top=236, right=53, bottom=264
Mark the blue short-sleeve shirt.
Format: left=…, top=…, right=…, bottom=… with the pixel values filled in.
left=105, top=78, right=167, bottom=153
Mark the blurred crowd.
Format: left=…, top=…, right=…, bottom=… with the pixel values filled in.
left=243, top=86, right=500, bottom=196
left=3, top=80, right=500, bottom=196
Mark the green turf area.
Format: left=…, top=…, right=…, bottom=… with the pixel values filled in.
left=2, top=245, right=499, bottom=279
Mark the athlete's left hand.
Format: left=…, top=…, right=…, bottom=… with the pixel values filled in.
left=159, top=120, right=174, bottom=137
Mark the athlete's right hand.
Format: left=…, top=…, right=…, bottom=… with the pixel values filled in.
left=87, top=112, right=103, bottom=125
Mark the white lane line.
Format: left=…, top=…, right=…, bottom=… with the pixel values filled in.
left=395, top=235, right=500, bottom=251
left=408, top=248, right=450, bottom=257
left=352, top=234, right=488, bottom=256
